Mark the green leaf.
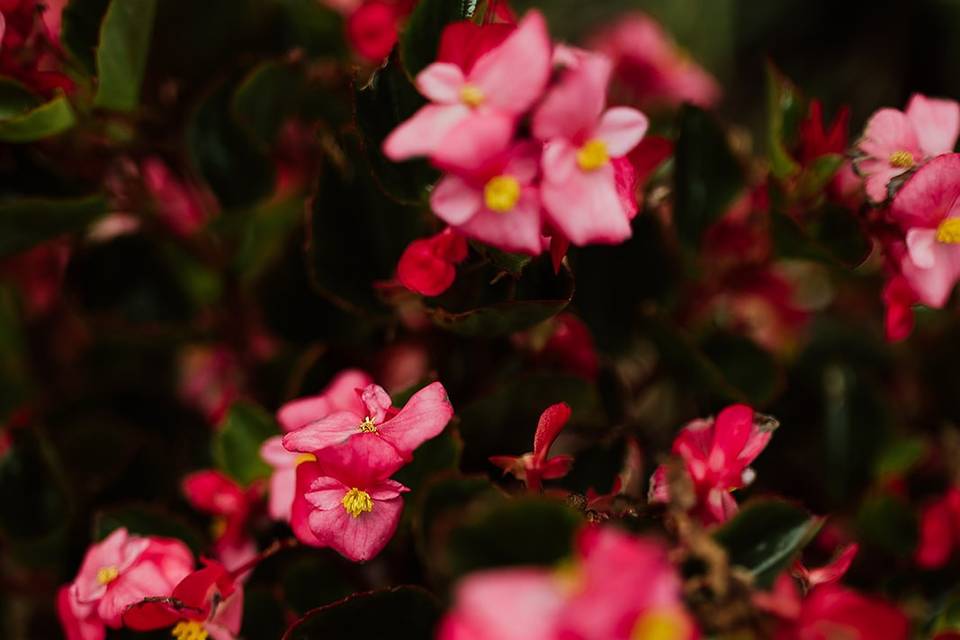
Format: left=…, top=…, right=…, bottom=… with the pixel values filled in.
left=426, top=259, right=575, bottom=337
left=796, top=153, right=844, bottom=200
left=855, top=494, right=916, bottom=559
left=700, top=332, right=783, bottom=406
left=771, top=207, right=871, bottom=269
left=765, top=62, right=805, bottom=180
left=232, top=59, right=305, bottom=146
left=212, top=401, right=278, bottom=486
left=0, top=95, right=76, bottom=142
left=355, top=54, right=438, bottom=204
left=283, top=586, right=441, bottom=640
left=0, top=195, right=107, bottom=257
left=93, top=504, right=205, bottom=554
left=399, top=0, right=476, bottom=78
left=394, top=428, right=463, bottom=496
left=673, top=105, right=744, bottom=248
left=94, top=0, right=158, bottom=111
left=714, top=499, right=823, bottom=589
left=0, top=78, right=41, bottom=118
left=62, top=0, right=112, bottom=73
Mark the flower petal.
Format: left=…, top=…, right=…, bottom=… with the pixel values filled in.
left=891, top=153, right=960, bottom=228
left=457, top=188, right=544, bottom=255
left=470, top=11, right=552, bottom=114
left=906, top=93, right=960, bottom=156
left=541, top=161, right=632, bottom=246
left=415, top=62, right=465, bottom=103
left=533, top=50, right=611, bottom=142
left=431, top=109, right=515, bottom=174
left=309, top=495, right=405, bottom=562
left=431, top=174, right=484, bottom=226
left=593, top=107, right=649, bottom=157
left=859, top=108, right=920, bottom=160
left=383, top=103, right=470, bottom=161
left=281, top=411, right=363, bottom=453
left=379, top=381, right=454, bottom=457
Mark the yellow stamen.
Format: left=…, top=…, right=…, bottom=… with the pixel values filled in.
left=577, top=139, right=609, bottom=171
left=460, top=84, right=484, bottom=108
left=210, top=517, right=227, bottom=540
left=358, top=417, right=378, bottom=433
left=484, top=175, right=521, bottom=213
left=630, top=609, right=687, bottom=640
left=937, top=218, right=960, bottom=244
left=889, top=150, right=915, bottom=169
left=96, top=566, right=119, bottom=585
left=171, top=620, right=208, bottom=640
left=552, top=560, right=582, bottom=595
left=295, top=452, right=316, bottom=465
left=341, top=487, right=373, bottom=518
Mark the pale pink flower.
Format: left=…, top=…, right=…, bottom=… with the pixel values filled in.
left=856, top=94, right=960, bottom=202
left=533, top=47, right=649, bottom=246
left=383, top=11, right=552, bottom=172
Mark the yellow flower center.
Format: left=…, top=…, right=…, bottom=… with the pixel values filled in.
left=342, top=488, right=374, bottom=518
left=295, top=452, right=317, bottom=465
left=96, top=566, right=119, bottom=585
left=460, top=84, right=484, bottom=108
left=577, top=139, right=609, bottom=171
left=888, top=150, right=915, bottom=169
left=630, top=609, right=687, bottom=640
left=484, top=175, right=521, bottom=213
left=358, top=417, right=378, bottom=433
left=171, top=620, right=208, bottom=640
left=937, top=218, right=960, bottom=244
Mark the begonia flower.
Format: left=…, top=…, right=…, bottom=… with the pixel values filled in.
left=540, top=313, right=599, bottom=380
left=57, top=528, right=193, bottom=640
left=182, top=470, right=258, bottom=573
left=490, top=402, right=573, bottom=492
left=794, top=543, right=859, bottom=589
left=882, top=273, right=919, bottom=342
left=649, top=404, right=777, bottom=525
left=915, top=487, right=960, bottom=569
left=856, top=94, right=959, bottom=202
left=775, top=583, right=909, bottom=640
left=141, top=157, right=215, bottom=237
left=397, top=227, right=469, bottom=295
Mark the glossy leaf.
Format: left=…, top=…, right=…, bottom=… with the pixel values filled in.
left=61, top=0, right=112, bottom=73
left=0, top=95, right=76, bottom=142
left=765, top=62, right=805, bottom=180
left=94, top=0, right=159, bottom=111
left=212, top=401, right=278, bottom=486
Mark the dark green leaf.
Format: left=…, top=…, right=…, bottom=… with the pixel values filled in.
left=394, top=428, right=463, bottom=496
left=0, top=78, right=41, bottom=118
left=94, top=0, right=158, bottom=111
left=399, top=0, right=476, bottom=78
left=283, top=586, right=441, bottom=640
left=771, top=207, right=871, bottom=269
left=714, top=499, right=823, bottom=589
left=93, top=504, right=205, bottom=554
left=673, top=105, right=744, bottom=248
left=62, top=0, right=112, bottom=73
left=765, top=62, right=805, bottom=180
left=212, top=401, right=278, bottom=486
left=233, top=60, right=305, bottom=146
left=796, top=153, right=844, bottom=200
left=0, top=430, right=69, bottom=541
left=700, top=332, right=783, bottom=406
left=0, top=195, right=106, bottom=257
left=855, top=494, right=916, bottom=559
left=0, top=95, right=76, bottom=142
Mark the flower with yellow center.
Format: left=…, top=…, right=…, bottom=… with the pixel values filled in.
left=484, top=175, right=521, bottom=213
left=96, top=565, right=120, bottom=585
left=358, top=416, right=378, bottom=433
left=937, top=218, right=960, bottom=244
left=630, top=609, right=688, bottom=640
left=889, top=150, right=915, bottom=169
left=171, top=620, right=208, bottom=640
left=342, top=488, right=374, bottom=518
left=460, top=84, right=484, bottom=108
left=577, top=139, right=609, bottom=172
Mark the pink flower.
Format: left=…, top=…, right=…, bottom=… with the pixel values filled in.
left=882, top=273, right=918, bottom=341
left=539, top=313, right=599, bottom=380
left=775, top=584, right=909, bottom=640
left=397, top=227, right=469, bottom=296
left=182, top=470, right=258, bottom=573
left=438, top=526, right=696, bottom=640
left=383, top=11, right=552, bottom=172
left=177, top=345, right=244, bottom=426
left=0, top=239, right=69, bottom=317
left=282, top=381, right=453, bottom=463
left=346, top=0, right=401, bottom=61
left=590, top=13, right=720, bottom=110
left=649, top=404, right=777, bottom=525
left=856, top=94, right=960, bottom=202
left=290, top=436, right=410, bottom=561
left=490, top=402, right=574, bottom=492
left=430, top=142, right=545, bottom=255
left=261, top=369, right=373, bottom=522
left=436, top=20, right=515, bottom=75
left=889, top=153, right=960, bottom=307
left=533, top=47, right=649, bottom=246
left=794, top=543, right=859, bottom=590
left=141, top=157, right=215, bottom=237
left=124, top=560, right=243, bottom=640
left=915, top=487, right=960, bottom=569
left=57, top=528, right=193, bottom=640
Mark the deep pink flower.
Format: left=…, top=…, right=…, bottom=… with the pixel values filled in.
left=282, top=381, right=453, bottom=463
left=889, top=153, right=960, bottom=307
left=383, top=11, right=552, bottom=172
left=346, top=0, right=400, bottom=61
left=775, top=584, right=909, bottom=640
left=540, top=313, right=599, bottom=380
left=882, top=273, right=918, bottom=341
left=182, top=470, right=258, bottom=573
left=177, top=345, right=243, bottom=426
left=856, top=94, right=959, bottom=202
left=430, top=142, right=545, bottom=255
left=261, top=369, right=373, bottom=522
left=397, top=227, right=469, bottom=296
left=290, top=436, right=409, bottom=561
left=649, top=404, right=777, bottom=525
left=490, top=402, right=573, bottom=492
left=57, top=528, right=193, bottom=640
left=915, top=487, right=960, bottom=569
left=124, top=560, right=243, bottom=640
left=794, top=543, right=859, bottom=590
left=590, top=13, right=720, bottom=110
left=533, top=47, right=649, bottom=246
left=141, top=157, right=215, bottom=237
left=437, top=20, right=515, bottom=75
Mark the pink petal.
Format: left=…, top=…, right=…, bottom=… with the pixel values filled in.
left=532, top=402, right=572, bottom=464
left=541, top=161, right=632, bottom=246
left=260, top=436, right=295, bottom=467
left=367, top=478, right=410, bottom=501
left=803, top=543, right=859, bottom=588
left=308, top=495, right=405, bottom=562
left=709, top=404, right=754, bottom=472
left=906, top=228, right=938, bottom=269
left=593, top=107, right=649, bottom=157
left=532, top=50, right=611, bottom=142
left=276, top=369, right=372, bottom=432
left=900, top=239, right=960, bottom=308
left=863, top=163, right=903, bottom=203
left=916, top=496, right=957, bottom=568
left=304, top=476, right=349, bottom=510
left=267, top=466, right=297, bottom=522
left=502, top=141, right=542, bottom=184
left=314, top=433, right=406, bottom=485
left=397, top=237, right=460, bottom=297
left=431, top=109, right=515, bottom=174
left=208, top=588, right=243, bottom=637
left=415, top=62, right=465, bottom=103
left=290, top=462, right=324, bottom=547
left=432, top=174, right=483, bottom=226
left=541, top=140, right=578, bottom=185
left=470, top=11, right=552, bottom=114
left=361, top=384, right=393, bottom=423
left=379, top=381, right=454, bottom=457
left=182, top=470, right=245, bottom=516
left=281, top=411, right=363, bottom=453
left=891, top=154, right=960, bottom=228
left=448, top=569, right=563, bottom=640
left=57, top=587, right=105, bottom=640
left=647, top=465, right=669, bottom=504
left=383, top=103, right=470, bottom=161
left=98, top=561, right=176, bottom=627
left=859, top=108, right=920, bottom=160
left=905, top=93, right=960, bottom=156
left=457, top=188, right=544, bottom=255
